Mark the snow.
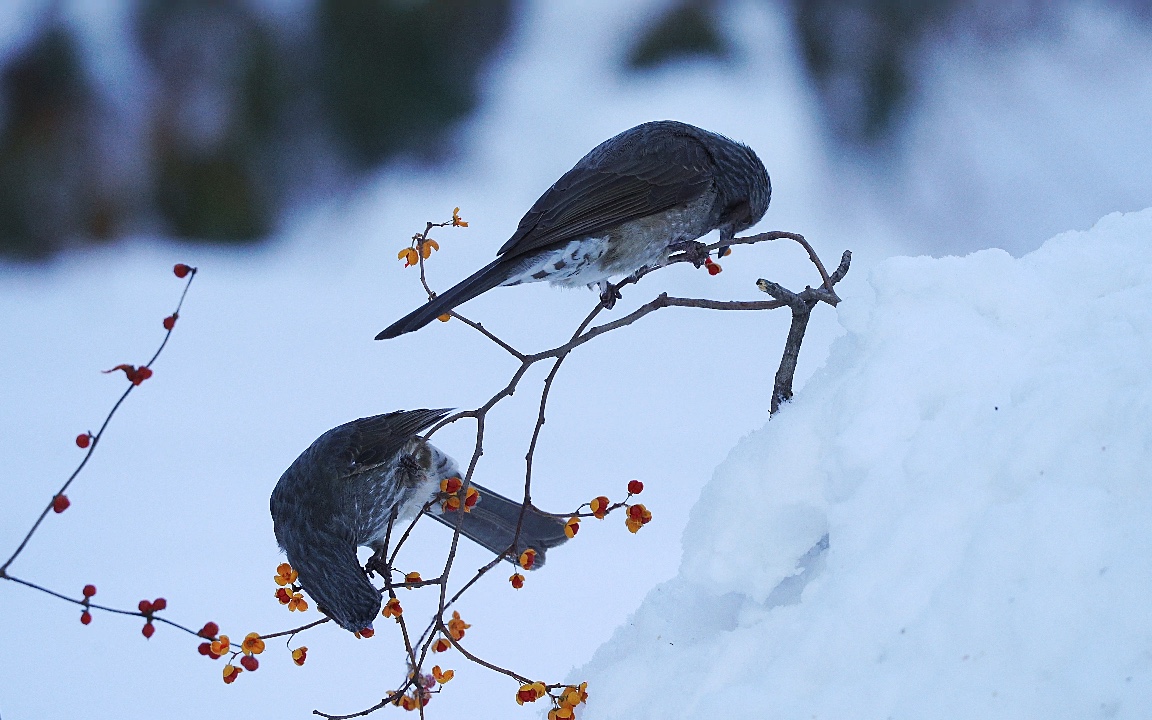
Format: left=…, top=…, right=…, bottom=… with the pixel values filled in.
left=2, top=0, right=1152, bottom=718
left=577, top=208, right=1152, bottom=719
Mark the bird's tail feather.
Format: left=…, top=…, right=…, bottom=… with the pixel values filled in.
left=376, top=257, right=515, bottom=340
left=425, top=481, right=569, bottom=569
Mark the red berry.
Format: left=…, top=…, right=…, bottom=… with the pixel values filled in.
left=75, top=433, right=91, bottom=449
left=173, top=263, right=192, bottom=278
left=138, top=599, right=153, bottom=614
left=358, top=627, right=374, bottom=638
left=52, top=494, right=70, bottom=513
left=82, top=584, right=97, bottom=598
left=627, top=480, right=644, bottom=495
left=706, top=262, right=722, bottom=275
left=142, top=622, right=155, bottom=639
left=199, top=621, right=219, bottom=638
left=240, top=655, right=259, bottom=672
left=151, top=597, right=167, bottom=611
left=198, top=642, right=211, bottom=656
left=80, top=611, right=92, bottom=625
left=162, top=314, right=177, bottom=331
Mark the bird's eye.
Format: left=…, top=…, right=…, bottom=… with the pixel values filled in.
left=725, top=200, right=751, bottom=226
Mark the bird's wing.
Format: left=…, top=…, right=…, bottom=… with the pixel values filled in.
left=335, top=409, right=452, bottom=475
left=497, top=132, right=715, bottom=259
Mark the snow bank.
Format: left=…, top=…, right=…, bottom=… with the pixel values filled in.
left=577, top=208, right=1152, bottom=719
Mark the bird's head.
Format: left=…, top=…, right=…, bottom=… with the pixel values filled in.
left=711, top=139, right=772, bottom=242
left=301, top=565, right=382, bottom=634
left=739, top=144, right=772, bottom=232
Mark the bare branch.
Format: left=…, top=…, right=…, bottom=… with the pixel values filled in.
left=1, top=268, right=198, bottom=575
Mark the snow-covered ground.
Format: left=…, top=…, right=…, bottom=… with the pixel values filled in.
left=578, top=207, right=1152, bottom=719
left=2, top=1, right=1151, bottom=719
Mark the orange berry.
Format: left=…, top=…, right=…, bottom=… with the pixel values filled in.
left=625, top=503, right=653, bottom=533
left=515, top=682, right=546, bottom=705
left=241, top=632, right=265, bottom=655
left=590, top=496, right=610, bottom=519
left=446, top=611, right=470, bottom=640
left=210, top=635, right=231, bottom=657
left=222, top=664, right=241, bottom=684
left=382, top=597, right=403, bottom=619
left=509, top=573, right=524, bottom=589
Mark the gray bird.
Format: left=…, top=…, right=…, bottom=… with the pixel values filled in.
left=270, top=409, right=569, bottom=633
left=376, top=120, right=771, bottom=340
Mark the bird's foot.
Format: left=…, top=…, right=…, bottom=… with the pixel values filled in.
left=597, top=280, right=622, bottom=309
left=669, top=239, right=711, bottom=267
left=365, top=548, right=389, bottom=578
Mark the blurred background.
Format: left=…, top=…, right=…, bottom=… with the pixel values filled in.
left=2, top=1, right=1151, bottom=718
left=1, top=0, right=1149, bottom=260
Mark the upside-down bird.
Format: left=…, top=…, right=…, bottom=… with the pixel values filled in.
left=270, top=409, right=569, bottom=633
left=376, top=120, right=771, bottom=340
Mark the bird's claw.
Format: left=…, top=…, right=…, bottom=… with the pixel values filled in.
left=365, top=549, right=389, bottom=578
left=598, top=281, right=623, bottom=309
left=669, top=239, right=711, bottom=267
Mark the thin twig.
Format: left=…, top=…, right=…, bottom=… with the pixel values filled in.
left=5, top=572, right=229, bottom=642
left=1, top=270, right=197, bottom=575
left=447, top=311, right=525, bottom=360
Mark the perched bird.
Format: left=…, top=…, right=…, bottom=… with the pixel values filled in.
left=270, top=409, right=569, bottom=633
left=376, top=120, right=771, bottom=340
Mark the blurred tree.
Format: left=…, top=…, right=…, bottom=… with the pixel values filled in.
left=136, top=0, right=287, bottom=241
left=0, top=24, right=112, bottom=258
left=0, top=0, right=514, bottom=259
left=627, top=0, right=730, bottom=69
left=626, top=0, right=1152, bottom=148
left=625, top=0, right=953, bottom=145
left=789, top=0, right=957, bottom=144
left=315, top=0, right=513, bottom=167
